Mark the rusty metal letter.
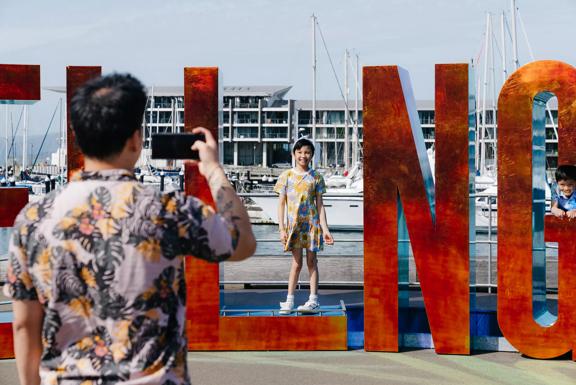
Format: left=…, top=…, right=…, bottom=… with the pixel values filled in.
left=364, top=64, right=474, bottom=354
left=66, top=66, right=102, bottom=179
left=497, top=60, right=576, bottom=359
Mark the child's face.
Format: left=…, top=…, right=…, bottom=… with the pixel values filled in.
left=293, top=146, right=313, bottom=168
left=558, top=179, right=576, bottom=197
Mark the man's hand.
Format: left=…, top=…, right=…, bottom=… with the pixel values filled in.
left=551, top=206, right=566, bottom=218
left=190, top=127, right=219, bottom=176
left=567, top=209, right=576, bottom=219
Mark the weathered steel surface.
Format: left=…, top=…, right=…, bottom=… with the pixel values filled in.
left=0, top=188, right=28, bottom=227
left=364, top=64, right=472, bottom=354
left=498, top=60, right=576, bottom=360
left=0, top=64, right=40, bottom=103
left=183, top=67, right=346, bottom=350
left=66, top=66, right=101, bottom=180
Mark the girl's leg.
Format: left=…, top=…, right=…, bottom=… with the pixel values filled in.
left=287, top=248, right=303, bottom=296
left=306, top=249, right=319, bottom=296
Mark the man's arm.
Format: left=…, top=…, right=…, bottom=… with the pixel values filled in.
left=12, top=300, right=43, bottom=385
left=191, top=127, right=256, bottom=261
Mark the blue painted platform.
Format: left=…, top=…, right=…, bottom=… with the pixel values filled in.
left=221, top=289, right=558, bottom=351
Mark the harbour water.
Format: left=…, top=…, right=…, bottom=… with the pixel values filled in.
left=0, top=226, right=558, bottom=259
left=0, top=226, right=559, bottom=289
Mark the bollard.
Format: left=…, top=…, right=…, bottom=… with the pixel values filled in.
left=160, top=171, right=165, bottom=192
left=50, top=176, right=56, bottom=190
left=44, top=176, right=51, bottom=193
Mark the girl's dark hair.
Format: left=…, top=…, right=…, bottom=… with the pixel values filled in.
left=555, top=164, right=576, bottom=182
left=292, top=138, right=315, bottom=156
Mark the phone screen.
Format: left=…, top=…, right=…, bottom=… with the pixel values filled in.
left=151, top=133, right=204, bottom=160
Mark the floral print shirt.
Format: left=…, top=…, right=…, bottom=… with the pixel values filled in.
left=3, top=169, right=236, bottom=385
left=274, top=169, right=326, bottom=252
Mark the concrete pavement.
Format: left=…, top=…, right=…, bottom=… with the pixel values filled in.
left=0, top=350, right=574, bottom=385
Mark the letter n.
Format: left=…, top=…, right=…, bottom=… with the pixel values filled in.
left=364, top=64, right=474, bottom=354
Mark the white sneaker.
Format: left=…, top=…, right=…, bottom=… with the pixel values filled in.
left=297, top=300, right=320, bottom=314
left=279, top=301, right=294, bottom=315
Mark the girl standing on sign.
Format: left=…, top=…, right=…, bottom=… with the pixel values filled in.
left=274, top=138, right=334, bottom=314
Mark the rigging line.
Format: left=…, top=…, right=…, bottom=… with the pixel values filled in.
left=474, top=32, right=485, bottom=67
left=503, top=11, right=513, bottom=42
left=517, top=7, right=557, bottom=140
left=516, top=8, right=535, bottom=62
left=490, top=27, right=503, bottom=62
left=7, top=106, right=24, bottom=159
left=315, top=20, right=355, bottom=126
left=31, top=100, right=60, bottom=171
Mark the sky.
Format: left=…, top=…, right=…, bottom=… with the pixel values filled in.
left=0, top=0, right=575, bottom=134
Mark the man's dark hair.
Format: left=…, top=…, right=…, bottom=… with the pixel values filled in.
left=555, top=164, right=576, bottom=182
left=292, top=138, right=315, bottom=156
left=70, top=73, right=147, bottom=159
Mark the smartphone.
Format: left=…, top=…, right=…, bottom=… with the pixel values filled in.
left=151, top=133, right=204, bottom=160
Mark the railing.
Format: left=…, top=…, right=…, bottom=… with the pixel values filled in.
left=0, top=191, right=560, bottom=308
left=236, top=103, right=259, bottom=108
left=262, top=133, right=289, bottom=139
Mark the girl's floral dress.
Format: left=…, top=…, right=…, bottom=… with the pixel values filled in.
left=274, top=169, right=326, bottom=252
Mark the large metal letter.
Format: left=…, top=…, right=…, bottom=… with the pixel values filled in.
left=364, top=64, right=474, bottom=354
left=498, top=60, right=576, bottom=359
left=184, top=67, right=347, bottom=350
left=66, top=66, right=101, bottom=179
left=0, top=64, right=39, bottom=359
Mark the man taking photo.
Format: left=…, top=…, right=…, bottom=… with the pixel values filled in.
left=4, top=73, right=256, bottom=385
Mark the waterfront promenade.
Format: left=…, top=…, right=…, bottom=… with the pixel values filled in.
left=0, top=349, right=574, bottom=385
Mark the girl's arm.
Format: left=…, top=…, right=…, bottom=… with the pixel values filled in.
left=278, top=193, right=287, bottom=244
left=316, top=193, right=334, bottom=244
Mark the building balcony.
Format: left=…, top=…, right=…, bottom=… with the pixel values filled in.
left=262, top=133, right=289, bottom=139
left=235, top=103, right=259, bottom=109
left=263, top=119, right=288, bottom=125
left=234, top=119, right=259, bottom=125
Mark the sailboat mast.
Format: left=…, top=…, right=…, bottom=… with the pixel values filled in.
left=480, top=13, right=491, bottom=175
left=490, top=15, right=498, bottom=174
left=311, top=14, right=317, bottom=144
left=59, top=97, right=64, bottom=181
left=4, top=106, right=7, bottom=177
left=511, top=0, right=519, bottom=70
left=344, top=49, right=350, bottom=170
left=353, top=53, right=359, bottom=166
left=500, top=11, right=508, bottom=83
left=22, top=105, right=28, bottom=171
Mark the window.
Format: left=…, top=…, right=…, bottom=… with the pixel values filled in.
left=326, top=111, right=344, bottom=124
left=264, top=112, right=288, bottom=124
left=235, top=112, right=258, bottom=124
left=235, top=127, right=258, bottom=138
left=418, top=111, right=435, bottom=125
left=298, top=111, right=311, bottom=125
left=263, top=127, right=288, bottom=138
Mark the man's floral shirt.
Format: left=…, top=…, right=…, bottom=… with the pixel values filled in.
left=3, top=169, right=236, bottom=385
